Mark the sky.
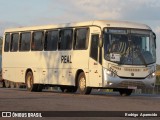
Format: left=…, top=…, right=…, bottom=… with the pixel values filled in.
left=0, top=0, right=160, bottom=63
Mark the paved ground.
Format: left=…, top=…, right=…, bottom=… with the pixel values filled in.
left=0, top=88, right=160, bottom=120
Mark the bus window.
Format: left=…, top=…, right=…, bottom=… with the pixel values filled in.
left=90, top=34, right=99, bottom=61
left=10, top=33, right=19, bottom=52
left=4, top=33, right=10, bottom=52
left=19, top=32, right=31, bottom=51
left=44, top=30, right=58, bottom=51
left=32, top=31, right=44, bottom=51
left=74, top=28, right=89, bottom=50
left=59, top=29, right=73, bottom=50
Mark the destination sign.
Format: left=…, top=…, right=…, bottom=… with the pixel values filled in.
left=104, top=28, right=127, bottom=34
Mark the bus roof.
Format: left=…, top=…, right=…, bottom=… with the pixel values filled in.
left=4, top=20, right=152, bottom=33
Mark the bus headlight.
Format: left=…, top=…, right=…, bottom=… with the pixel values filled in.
left=103, top=68, right=117, bottom=78
left=147, top=72, right=156, bottom=79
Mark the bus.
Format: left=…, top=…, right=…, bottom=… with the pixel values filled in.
left=2, top=20, right=156, bottom=96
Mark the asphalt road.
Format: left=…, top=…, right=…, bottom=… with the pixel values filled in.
left=0, top=88, right=160, bottom=120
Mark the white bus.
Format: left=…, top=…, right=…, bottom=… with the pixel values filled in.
left=2, top=20, right=156, bottom=96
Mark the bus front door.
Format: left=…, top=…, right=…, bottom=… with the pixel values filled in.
left=89, top=34, right=102, bottom=87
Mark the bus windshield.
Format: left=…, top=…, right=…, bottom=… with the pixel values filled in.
left=104, top=28, right=156, bottom=65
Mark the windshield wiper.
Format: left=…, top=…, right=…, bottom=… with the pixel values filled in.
left=135, top=49, right=147, bottom=67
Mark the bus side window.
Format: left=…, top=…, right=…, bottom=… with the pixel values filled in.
left=10, top=33, right=19, bottom=52
left=44, top=30, right=58, bottom=51
left=4, top=33, right=10, bottom=52
left=74, top=28, right=89, bottom=50
left=32, top=31, right=44, bottom=51
left=19, top=32, right=31, bottom=51
left=90, top=34, right=99, bottom=61
left=59, top=29, right=73, bottom=50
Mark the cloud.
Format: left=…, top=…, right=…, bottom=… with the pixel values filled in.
left=1, top=0, right=160, bottom=34
left=155, top=26, right=160, bottom=33
left=0, top=21, right=21, bottom=36
left=51, top=0, right=124, bottom=20
left=3, top=0, right=158, bottom=26
left=48, top=0, right=160, bottom=22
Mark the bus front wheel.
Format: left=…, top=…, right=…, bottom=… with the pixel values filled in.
left=78, top=72, right=92, bottom=95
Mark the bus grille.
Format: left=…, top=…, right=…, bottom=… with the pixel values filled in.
left=118, top=81, right=145, bottom=88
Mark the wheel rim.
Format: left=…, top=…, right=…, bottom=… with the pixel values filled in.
left=79, top=77, right=86, bottom=91
left=27, top=75, right=32, bottom=89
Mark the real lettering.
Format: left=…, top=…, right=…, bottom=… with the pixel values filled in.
left=61, top=55, right=72, bottom=63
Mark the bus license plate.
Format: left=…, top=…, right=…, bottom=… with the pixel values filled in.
left=128, top=86, right=137, bottom=89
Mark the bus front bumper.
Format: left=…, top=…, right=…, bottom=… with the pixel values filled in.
left=103, top=73, right=156, bottom=89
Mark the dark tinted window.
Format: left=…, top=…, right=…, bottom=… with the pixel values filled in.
left=59, top=29, right=73, bottom=50
left=32, top=31, right=44, bottom=51
left=20, top=32, right=31, bottom=51
left=90, top=34, right=99, bottom=61
left=74, top=28, right=89, bottom=50
left=10, top=33, right=19, bottom=52
left=4, top=34, right=10, bottom=52
left=44, top=30, right=58, bottom=51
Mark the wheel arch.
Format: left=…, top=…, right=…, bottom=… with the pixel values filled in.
left=75, top=69, right=84, bottom=86
left=25, top=68, right=33, bottom=82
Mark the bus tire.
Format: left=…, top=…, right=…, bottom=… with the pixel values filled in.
left=78, top=72, right=92, bottom=95
left=26, top=71, right=37, bottom=92
left=119, top=89, right=133, bottom=96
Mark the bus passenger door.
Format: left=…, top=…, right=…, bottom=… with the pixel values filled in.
left=89, top=34, right=102, bottom=87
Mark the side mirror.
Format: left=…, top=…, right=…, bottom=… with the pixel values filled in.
left=153, top=32, right=156, bottom=48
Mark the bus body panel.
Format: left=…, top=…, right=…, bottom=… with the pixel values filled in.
left=2, top=20, right=156, bottom=90
left=88, top=26, right=103, bottom=87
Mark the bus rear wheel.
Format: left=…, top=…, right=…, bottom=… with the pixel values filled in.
left=78, top=72, right=92, bottom=95
left=119, top=89, right=133, bottom=96
left=26, top=71, right=37, bottom=92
